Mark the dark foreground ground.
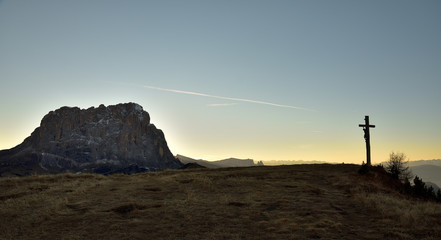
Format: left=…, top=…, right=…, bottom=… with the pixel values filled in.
left=1, top=164, right=440, bottom=239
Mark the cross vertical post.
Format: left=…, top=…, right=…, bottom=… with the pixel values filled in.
left=359, top=115, right=375, bottom=166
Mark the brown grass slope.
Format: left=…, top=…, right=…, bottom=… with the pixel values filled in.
left=1, top=164, right=440, bottom=240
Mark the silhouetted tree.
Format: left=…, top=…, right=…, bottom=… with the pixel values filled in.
left=437, top=189, right=441, bottom=203
left=413, top=175, right=426, bottom=198
left=403, top=178, right=412, bottom=195
left=385, top=152, right=412, bottom=182
left=426, top=185, right=436, bottom=200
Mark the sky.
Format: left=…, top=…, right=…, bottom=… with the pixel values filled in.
left=0, top=0, right=440, bottom=164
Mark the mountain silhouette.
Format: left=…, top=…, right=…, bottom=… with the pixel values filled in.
left=0, top=103, right=182, bottom=176
left=176, top=154, right=263, bottom=168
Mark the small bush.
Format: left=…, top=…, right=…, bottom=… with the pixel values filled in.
left=385, top=152, right=412, bottom=182
left=358, top=162, right=370, bottom=175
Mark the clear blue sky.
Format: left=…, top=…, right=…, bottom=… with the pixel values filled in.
left=1, top=0, right=440, bottom=163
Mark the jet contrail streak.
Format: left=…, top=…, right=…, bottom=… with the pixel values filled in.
left=143, top=85, right=315, bottom=112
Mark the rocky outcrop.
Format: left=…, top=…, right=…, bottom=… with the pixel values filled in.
left=0, top=103, right=182, bottom=176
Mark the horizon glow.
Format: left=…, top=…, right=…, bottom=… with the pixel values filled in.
left=0, top=1, right=440, bottom=164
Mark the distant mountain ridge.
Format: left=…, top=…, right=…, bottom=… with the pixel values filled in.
left=176, top=155, right=263, bottom=168
left=408, top=159, right=441, bottom=167
left=409, top=164, right=441, bottom=188
left=262, top=160, right=333, bottom=165
left=0, top=103, right=182, bottom=176
left=176, top=155, right=338, bottom=168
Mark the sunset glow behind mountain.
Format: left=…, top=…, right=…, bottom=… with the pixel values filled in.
left=1, top=0, right=440, bottom=164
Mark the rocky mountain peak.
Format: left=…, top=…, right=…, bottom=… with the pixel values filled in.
left=0, top=103, right=182, bottom=176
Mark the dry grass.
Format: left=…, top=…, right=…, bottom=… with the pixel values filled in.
left=0, top=164, right=440, bottom=239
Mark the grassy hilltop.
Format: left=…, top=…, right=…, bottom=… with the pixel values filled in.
left=1, top=164, right=440, bottom=240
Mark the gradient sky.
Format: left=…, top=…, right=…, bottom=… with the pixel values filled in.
left=1, top=0, right=440, bottom=164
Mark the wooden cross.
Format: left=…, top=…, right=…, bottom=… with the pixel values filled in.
left=359, top=115, right=375, bottom=166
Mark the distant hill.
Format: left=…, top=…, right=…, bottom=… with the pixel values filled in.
left=176, top=155, right=263, bottom=168
left=408, top=159, right=441, bottom=167
left=176, top=155, right=220, bottom=168
left=410, top=164, right=441, bottom=187
left=177, top=157, right=340, bottom=168
left=262, top=160, right=333, bottom=165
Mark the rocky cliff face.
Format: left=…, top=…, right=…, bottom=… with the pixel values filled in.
left=0, top=103, right=182, bottom=176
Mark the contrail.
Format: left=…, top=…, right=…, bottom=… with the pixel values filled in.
left=143, top=85, right=315, bottom=111
left=206, top=103, right=237, bottom=107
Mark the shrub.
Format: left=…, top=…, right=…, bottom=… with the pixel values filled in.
left=413, top=175, right=426, bottom=197
left=358, top=162, right=370, bottom=175
left=385, top=152, right=412, bottom=182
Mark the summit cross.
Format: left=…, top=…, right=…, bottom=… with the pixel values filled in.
left=359, top=115, right=375, bottom=166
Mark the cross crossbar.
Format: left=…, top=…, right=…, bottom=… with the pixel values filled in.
left=358, top=124, right=375, bottom=128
